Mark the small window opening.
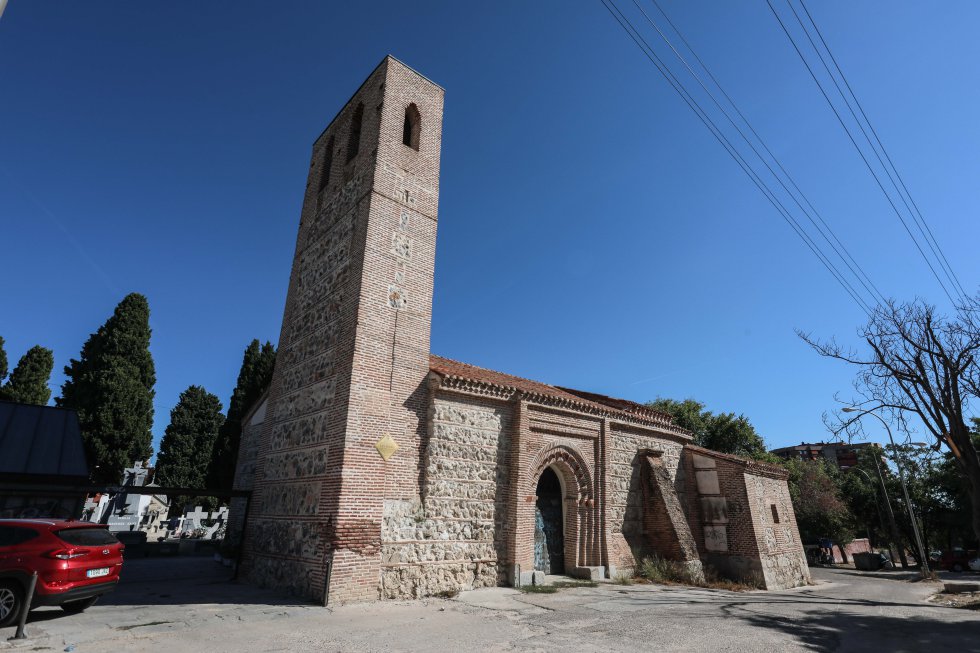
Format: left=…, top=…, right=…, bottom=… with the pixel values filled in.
left=402, top=103, right=421, bottom=150
left=770, top=504, right=780, bottom=524
left=346, top=103, right=364, bottom=162
left=318, top=136, right=334, bottom=193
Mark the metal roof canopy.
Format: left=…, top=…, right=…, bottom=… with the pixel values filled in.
left=0, top=401, right=89, bottom=480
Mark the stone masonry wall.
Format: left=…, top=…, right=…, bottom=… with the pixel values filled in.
left=227, top=397, right=266, bottom=547
left=240, top=56, right=444, bottom=604
left=744, top=470, right=810, bottom=589
left=682, top=446, right=809, bottom=589
left=684, top=449, right=759, bottom=583
left=379, top=392, right=510, bottom=598
left=607, top=424, right=688, bottom=572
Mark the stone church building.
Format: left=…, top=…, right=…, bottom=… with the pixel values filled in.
left=235, top=56, right=809, bottom=604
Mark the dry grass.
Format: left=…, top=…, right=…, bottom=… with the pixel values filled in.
left=612, top=571, right=635, bottom=585
left=519, top=579, right=598, bottom=594
left=432, top=588, right=460, bottom=599
left=519, top=584, right=558, bottom=594
left=929, top=591, right=980, bottom=610
left=635, top=556, right=762, bottom=592
left=552, top=580, right=598, bottom=589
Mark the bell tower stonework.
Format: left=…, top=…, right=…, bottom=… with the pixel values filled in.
left=240, top=56, right=444, bottom=604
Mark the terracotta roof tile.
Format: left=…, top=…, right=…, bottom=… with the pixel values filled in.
left=429, top=354, right=680, bottom=428
left=685, top=444, right=788, bottom=479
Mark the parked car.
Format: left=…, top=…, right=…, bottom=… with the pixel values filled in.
left=0, top=519, right=124, bottom=627
left=938, top=549, right=978, bottom=572
left=968, top=557, right=980, bottom=572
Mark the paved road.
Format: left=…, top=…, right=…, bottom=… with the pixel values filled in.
left=2, top=558, right=978, bottom=652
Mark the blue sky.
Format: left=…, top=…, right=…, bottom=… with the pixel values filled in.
left=2, top=1, right=978, bottom=456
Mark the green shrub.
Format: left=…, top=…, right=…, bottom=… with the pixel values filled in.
left=638, top=556, right=696, bottom=585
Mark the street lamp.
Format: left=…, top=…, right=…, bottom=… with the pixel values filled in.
left=845, top=449, right=908, bottom=567
left=842, top=407, right=932, bottom=577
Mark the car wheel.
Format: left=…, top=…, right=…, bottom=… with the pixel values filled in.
left=60, top=596, right=99, bottom=614
left=952, top=563, right=965, bottom=572
left=0, top=581, right=24, bottom=628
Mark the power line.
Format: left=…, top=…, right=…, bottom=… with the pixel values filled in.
left=599, top=0, right=874, bottom=315
left=638, top=0, right=888, bottom=307
left=601, top=0, right=873, bottom=314
left=785, top=0, right=966, bottom=303
left=767, top=0, right=959, bottom=305
left=796, top=0, right=969, bottom=301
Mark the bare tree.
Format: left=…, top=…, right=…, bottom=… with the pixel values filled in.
left=800, top=298, right=980, bottom=543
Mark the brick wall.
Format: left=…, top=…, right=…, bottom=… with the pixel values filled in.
left=236, top=55, right=809, bottom=602
left=239, top=56, right=444, bottom=604
left=607, top=425, right=689, bottom=572
left=513, top=404, right=603, bottom=581
left=683, top=445, right=809, bottom=589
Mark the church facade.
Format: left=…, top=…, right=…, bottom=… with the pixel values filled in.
left=235, top=56, right=809, bottom=604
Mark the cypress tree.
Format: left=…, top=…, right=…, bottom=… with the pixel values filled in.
left=156, top=385, right=224, bottom=516
left=0, top=336, right=8, bottom=384
left=57, top=293, right=156, bottom=484
left=207, top=340, right=276, bottom=490
left=1, top=345, right=54, bottom=405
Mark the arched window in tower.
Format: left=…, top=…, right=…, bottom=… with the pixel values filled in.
left=346, top=103, right=364, bottom=162
left=402, top=104, right=421, bottom=150
left=318, top=136, right=334, bottom=194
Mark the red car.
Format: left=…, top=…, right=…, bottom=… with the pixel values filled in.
left=938, top=549, right=978, bottom=573
left=0, top=519, right=124, bottom=627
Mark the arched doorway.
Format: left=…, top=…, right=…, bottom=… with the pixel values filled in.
left=534, top=467, right=565, bottom=574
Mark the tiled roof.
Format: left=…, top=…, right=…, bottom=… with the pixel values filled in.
left=686, top=444, right=788, bottom=479
left=0, top=401, right=89, bottom=480
left=429, top=355, right=682, bottom=430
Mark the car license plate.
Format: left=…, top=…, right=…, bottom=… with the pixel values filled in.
left=86, top=567, right=110, bottom=578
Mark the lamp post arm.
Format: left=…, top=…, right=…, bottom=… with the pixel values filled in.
left=845, top=466, right=881, bottom=542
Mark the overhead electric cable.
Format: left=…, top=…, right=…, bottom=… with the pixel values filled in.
left=638, top=0, right=888, bottom=307
left=599, top=0, right=874, bottom=315
left=797, top=0, right=969, bottom=301
left=784, top=0, right=966, bottom=303
left=767, top=0, right=958, bottom=304
left=601, top=0, right=873, bottom=314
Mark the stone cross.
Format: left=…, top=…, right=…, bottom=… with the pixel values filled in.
left=185, top=506, right=210, bottom=528
left=209, top=507, right=229, bottom=523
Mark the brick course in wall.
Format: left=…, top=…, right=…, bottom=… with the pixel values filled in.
left=239, top=56, right=444, bottom=605
left=683, top=445, right=810, bottom=589
left=234, top=56, right=809, bottom=603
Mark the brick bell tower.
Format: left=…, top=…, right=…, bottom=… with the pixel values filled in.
left=240, top=56, right=444, bottom=604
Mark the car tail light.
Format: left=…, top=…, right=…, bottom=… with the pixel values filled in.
left=46, top=549, right=89, bottom=560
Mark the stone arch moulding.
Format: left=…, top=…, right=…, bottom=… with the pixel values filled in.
left=525, top=443, right=594, bottom=503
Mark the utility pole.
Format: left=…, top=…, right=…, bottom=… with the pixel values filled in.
left=869, top=449, right=908, bottom=568
left=847, top=465, right=892, bottom=559
left=843, top=407, right=931, bottom=577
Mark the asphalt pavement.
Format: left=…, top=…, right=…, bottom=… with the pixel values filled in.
left=2, top=558, right=978, bottom=652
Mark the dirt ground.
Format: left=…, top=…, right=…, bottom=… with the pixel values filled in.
left=929, top=590, right=980, bottom=610
left=2, top=557, right=979, bottom=652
